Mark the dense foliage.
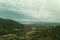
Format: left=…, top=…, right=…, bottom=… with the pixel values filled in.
left=0, top=18, right=60, bottom=40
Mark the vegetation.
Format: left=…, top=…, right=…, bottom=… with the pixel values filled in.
left=0, top=18, right=60, bottom=40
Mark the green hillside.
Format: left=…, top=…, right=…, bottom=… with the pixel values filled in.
left=0, top=18, right=60, bottom=40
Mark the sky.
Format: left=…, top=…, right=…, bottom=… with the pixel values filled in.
left=0, top=0, right=60, bottom=22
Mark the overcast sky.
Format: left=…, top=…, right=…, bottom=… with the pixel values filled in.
left=0, top=0, right=60, bottom=22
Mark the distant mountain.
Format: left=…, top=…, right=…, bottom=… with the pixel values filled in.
left=0, top=18, right=24, bottom=30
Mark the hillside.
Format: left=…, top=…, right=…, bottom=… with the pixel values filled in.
left=0, top=18, right=24, bottom=29
left=0, top=18, right=24, bottom=36
left=0, top=18, right=60, bottom=40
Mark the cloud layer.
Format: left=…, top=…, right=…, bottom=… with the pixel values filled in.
left=0, top=0, right=60, bottom=22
